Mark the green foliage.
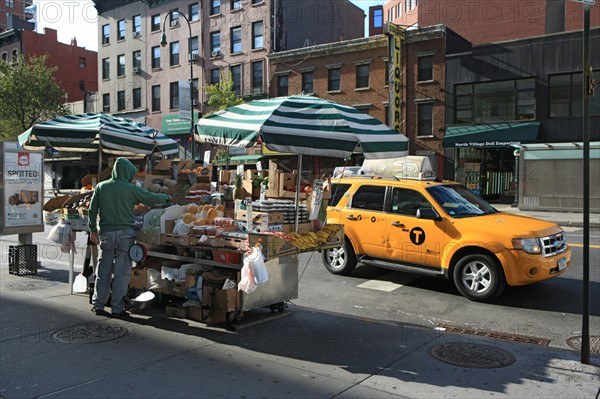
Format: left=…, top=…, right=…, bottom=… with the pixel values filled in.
left=201, top=71, right=243, bottom=114
left=0, top=54, right=69, bottom=140
left=233, top=172, right=243, bottom=188
left=212, top=147, right=232, bottom=165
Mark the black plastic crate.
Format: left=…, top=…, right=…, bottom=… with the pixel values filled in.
left=9, top=245, right=38, bottom=276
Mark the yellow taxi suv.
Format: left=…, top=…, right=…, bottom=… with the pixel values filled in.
left=322, top=162, right=571, bottom=302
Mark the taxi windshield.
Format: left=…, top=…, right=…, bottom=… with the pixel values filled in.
left=427, top=184, right=498, bottom=218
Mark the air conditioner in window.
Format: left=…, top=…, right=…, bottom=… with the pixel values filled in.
left=211, top=50, right=220, bottom=58
left=132, top=67, right=140, bottom=75
left=188, top=53, right=199, bottom=62
left=192, top=99, right=199, bottom=106
left=170, top=20, right=180, bottom=28
left=252, top=87, right=264, bottom=95
left=133, top=31, right=141, bottom=38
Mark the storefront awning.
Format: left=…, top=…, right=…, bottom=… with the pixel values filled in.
left=443, top=122, right=540, bottom=148
left=161, top=112, right=202, bottom=136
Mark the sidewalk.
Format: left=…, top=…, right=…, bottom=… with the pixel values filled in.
left=1, top=261, right=599, bottom=398
left=494, top=204, right=600, bottom=229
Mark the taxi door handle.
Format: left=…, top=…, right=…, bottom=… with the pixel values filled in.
left=391, top=221, right=405, bottom=228
left=346, top=215, right=358, bottom=221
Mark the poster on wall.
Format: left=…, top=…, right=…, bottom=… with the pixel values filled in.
left=0, top=142, right=44, bottom=234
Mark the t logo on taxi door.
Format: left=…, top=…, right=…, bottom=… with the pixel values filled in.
left=409, top=227, right=426, bottom=245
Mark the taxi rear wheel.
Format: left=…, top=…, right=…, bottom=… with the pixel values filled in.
left=453, top=254, right=506, bottom=302
left=322, top=238, right=357, bottom=276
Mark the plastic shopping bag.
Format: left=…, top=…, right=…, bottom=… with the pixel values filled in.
left=238, top=258, right=257, bottom=294
left=246, top=246, right=269, bottom=285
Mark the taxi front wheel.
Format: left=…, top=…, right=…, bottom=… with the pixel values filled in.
left=453, top=253, right=506, bottom=302
left=322, top=238, right=357, bottom=276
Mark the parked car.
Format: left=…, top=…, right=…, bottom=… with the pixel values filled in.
left=321, top=174, right=571, bottom=302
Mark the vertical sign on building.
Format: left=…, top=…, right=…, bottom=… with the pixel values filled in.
left=384, top=22, right=405, bottom=133
left=179, top=80, right=191, bottom=121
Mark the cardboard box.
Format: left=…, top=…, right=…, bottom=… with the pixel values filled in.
left=43, top=195, right=71, bottom=212
left=170, top=281, right=187, bottom=297
left=188, top=287, right=239, bottom=324
left=236, top=210, right=284, bottom=225
left=152, top=159, right=173, bottom=175
left=165, top=304, right=189, bottom=318
left=219, top=170, right=232, bottom=185
left=281, top=222, right=311, bottom=234
left=130, top=267, right=148, bottom=289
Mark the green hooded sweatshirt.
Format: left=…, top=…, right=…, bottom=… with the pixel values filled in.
left=88, top=157, right=169, bottom=233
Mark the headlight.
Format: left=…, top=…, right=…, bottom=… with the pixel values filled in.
left=512, top=238, right=542, bottom=254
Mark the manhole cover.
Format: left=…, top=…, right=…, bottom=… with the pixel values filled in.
left=429, top=343, right=515, bottom=368
left=51, top=324, right=128, bottom=344
left=566, top=336, right=600, bottom=354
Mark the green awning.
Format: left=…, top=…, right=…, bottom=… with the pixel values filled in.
left=161, top=112, right=201, bottom=136
left=443, top=122, right=540, bottom=148
left=215, top=155, right=263, bottom=166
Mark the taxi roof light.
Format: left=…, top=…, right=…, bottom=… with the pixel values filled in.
left=361, top=156, right=436, bottom=181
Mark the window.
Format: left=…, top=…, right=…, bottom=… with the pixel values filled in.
left=231, top=0, right=241, bottom=10
left=151, top=14, right=160, bottom=31
left=231, top=26, right=242, bottom=53
left=132, top=50, right=141, bottom=69
left=190, top=36, right=199, bottom=56
left=133, top=88, right=141, bottom=109
left=102, top=58, right=110, bottom=80
left=189, top=3, right=199, bottom=22
left=373, top=8, right=383, bottom=28
left=102, top=93, right=110, bottom=112
left=79, top=81, right=85, bottom=91
left=170, top=41, right=179, bottom=66
left=252, top=21, right=263, bottom=49
left=277, top=74, right=289, bottom=96
left=132, top=15, right=141, bottom=34
left=350, top=185, right=386, bottom=212
left=231, top=65, right=241, bottom=96
left=6, top=0, right=14, bottom=7
left=417, top=55, right=433, bottom=81
left=405, top=0, right=416, bottom=12
left=210, top=31, right=221, bottom=54
left=192, top=78, right=199, bottom=103
left=170, top=9, right=179, bottom=26
left=211, top=0, right=221, bottom=15
left=356, top=64, right=370, bottom=89
left=328, top=68, right=341, bottom=92
left=117, top=90, right=126, bottom=111
left=79, top=57, right=86, bottom=69
left=417, top=102, right=433, bottom=136
left=117, top=19, right=125, bottom=40
left=11, top=49, right=17, bottom=62
left=170, top=81, right=179, bottom=109
left=251, top=0, right=264, bottom=4
left=211, top=68, right=221, bottom=85
left=152, top=85, right=161, bottom=111
left=302, top=71, right=314, bottom=94
left=252, top=61, right=263, bottom=92
left=454, top=78, right=537, bottom=123
left=102, top=24, right=110, bottom=45
left=1, top=52, right=7, bottom=62
left=151, top=46, right=160, bottom=69
left=117, top=54, right=125, bottom=77
left=390, top=188, right=431, bottom=217
left=549, top=71, right=599, bottom=117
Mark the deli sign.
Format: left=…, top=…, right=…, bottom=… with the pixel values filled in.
left=385, top=22, right=405, bottom=133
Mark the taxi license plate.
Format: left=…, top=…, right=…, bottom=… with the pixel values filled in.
left=558, top=258, right=567, bottom=271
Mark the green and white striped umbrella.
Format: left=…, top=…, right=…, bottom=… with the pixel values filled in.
left=18, top=112, right=178, bottom=156
left=196, top=95, right=408, bottom=159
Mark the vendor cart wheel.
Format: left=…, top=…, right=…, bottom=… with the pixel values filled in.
left=227, top=310, right=242, bottom=324
left=322, top=238, right=357, bottom=276
left=269, top=302, right=287, bottom=313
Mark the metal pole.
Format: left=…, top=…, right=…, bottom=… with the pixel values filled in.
left=580, top=2, right=591, bottom=365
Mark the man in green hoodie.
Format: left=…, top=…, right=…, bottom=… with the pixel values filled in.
left=88, top=157, right=169, bottom=317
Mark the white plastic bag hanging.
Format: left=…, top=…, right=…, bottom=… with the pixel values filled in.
left=238, top=259, right=257, bottom=293
left=246, top=246, right=268, bottom=285
left=172, top=218, right=193, bottom=236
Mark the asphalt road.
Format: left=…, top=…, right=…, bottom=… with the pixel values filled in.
left=292, top=226, right=600, bottom=352
left=1, top=225, right=598, bottom=352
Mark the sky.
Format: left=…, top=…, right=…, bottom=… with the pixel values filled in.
left=33, top=0, right=386, bottom=52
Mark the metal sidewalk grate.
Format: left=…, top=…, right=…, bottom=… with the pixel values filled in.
left=436, top=323, right=551, bottom=346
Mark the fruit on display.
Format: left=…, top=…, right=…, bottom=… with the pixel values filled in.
left=287, top=224, right=341, bottom=250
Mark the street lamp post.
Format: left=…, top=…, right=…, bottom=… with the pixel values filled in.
left=161, top=11, right=195, bottom=161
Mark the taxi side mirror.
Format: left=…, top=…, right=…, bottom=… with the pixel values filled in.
left=417, top=208, right=442, bottom=221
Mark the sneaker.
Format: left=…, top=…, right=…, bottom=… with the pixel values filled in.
left=92, top=307, right=110, bottom=316
left=110, top=310, right=130, bottom=318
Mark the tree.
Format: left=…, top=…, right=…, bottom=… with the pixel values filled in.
left=0, top=55, right=69, bottom=140
left=201, top=71, right=244, bottom=114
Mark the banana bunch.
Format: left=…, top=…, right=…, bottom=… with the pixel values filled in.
left=288, top=224, right=341, bottom=250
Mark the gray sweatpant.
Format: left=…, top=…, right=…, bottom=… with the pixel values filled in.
left=92, top=228, right=136, bottom=314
